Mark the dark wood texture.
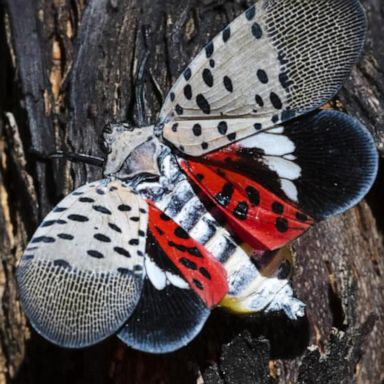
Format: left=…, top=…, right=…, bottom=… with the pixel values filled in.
left=0, top=0, right=383, bottom=383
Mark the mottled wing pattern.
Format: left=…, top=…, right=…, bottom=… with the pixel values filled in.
left=160, top=0, right=366, bottom=156
left=147, top=202, right=228, bottom=307
left=16, top=180, right=148, bottom=348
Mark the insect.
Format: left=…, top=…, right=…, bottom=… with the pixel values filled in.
left=17, top=0, right=378, bottom=354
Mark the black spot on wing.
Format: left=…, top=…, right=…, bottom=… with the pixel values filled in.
left=42, top=220, right=57, bottom=227
left=272, top=115, right=279, bottom=124
left=168, top=241, right=203, bottom=258
left=202, top=68, right=214, bottom=87
left=129, top=239, right=139, bottom=246
left=93, top=205, right=112, bottom=215
left=205, top=41, right=214, bottom=58
left=196, top=94, right=211, bottom=114
left=246, top=186, right=260, bottom=206
left=270, top=92, right=283, bottom=110
left=26, top=246, right=39, bottom=251
left=252, top=23, right=263, bottom=39
left=108, top=223, right=122, bottom=233
left=79, top=197, right=95, bottom=203
left=227, top=133, right=237, bottom=142
left=118, top=204, right=131, bottom=212
left=160, top=213, right=171, bottom=221
left=193, top=279, right=204, bottom=290
left=184, top=84, right=192, bottom=100
left=192, top=124, right=202, bottom=137
left=272, top=202, right=284, bottom=214
left=223, top=76, right=233, bottom=92
left=155, top=226, right=164, bottom=236
left=245, top=5, right=256, bottom=20
left=68, top=214, right=89, bottom=222
left=94, top=233, right=111, bottom=242
left=31, top=236, right=56, bottom=244
left=222, top=26, right=231, bottom=42
left=257, top=69, right=268, bottom=84
left=218, top=121, right=228, bottom=135
left=233, top=202, right=249, bottom=220
left=215, top=183, right=234, bottom=207
left=180, top=258, right=197, bottom=270
left=87, top=250, right=104, bottom=259
left=54, top=207, right=67, bottom=213
left=276, top=217, right=289, bottom=233
left=57, top=233, right=74, bottom=240
left=174, top=227, right=190, bottom=239
left=199, top=267, right=211, bottom=280
left=255, top=95, right=264, bottom=107
left=184, top=68, right=192, bottom=81
left=114, top=247, right=131, bottom=257
left=175, top=104, right=184, bottom=115
left=53, top=260, right=71, bottom=269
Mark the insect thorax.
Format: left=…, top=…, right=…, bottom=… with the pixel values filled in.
left=102, top=122, right=182, bottom=200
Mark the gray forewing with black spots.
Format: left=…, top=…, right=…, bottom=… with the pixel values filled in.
left=16, top=180, right=148, bottom=348
left=160, top=0, right=366, bottom=156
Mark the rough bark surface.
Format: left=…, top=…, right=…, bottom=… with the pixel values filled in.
left=0, top=0, right=383, bottom=383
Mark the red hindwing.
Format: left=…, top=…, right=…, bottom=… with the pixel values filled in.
left=147, top=202, right=228, bottom=308
left=180, top=159, right=313, bottom=251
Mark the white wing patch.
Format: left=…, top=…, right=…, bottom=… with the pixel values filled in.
left=240, top=129, right=301, bottom=202
left=17, top=180, right=148, bottom=348
left=144, top=255, right=189, bottom=290
left=160, top=0, right=365, bottom=156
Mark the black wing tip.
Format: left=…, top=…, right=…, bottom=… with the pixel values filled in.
left=316, top=110, right=378, bottom=219
left=287, top=110, right=378, bottom=220
left=117, top=281, right=211, bottom=354
left=117, top=309, right=211, bottom=354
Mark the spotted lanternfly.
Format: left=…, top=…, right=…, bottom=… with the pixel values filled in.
left=17, top=0, right=378, bottom=354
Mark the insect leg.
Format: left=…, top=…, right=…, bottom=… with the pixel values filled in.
left=30, top=148, right=104, bottom=167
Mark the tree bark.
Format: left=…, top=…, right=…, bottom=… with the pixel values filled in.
left=0, top=0, right=383, bottom=383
